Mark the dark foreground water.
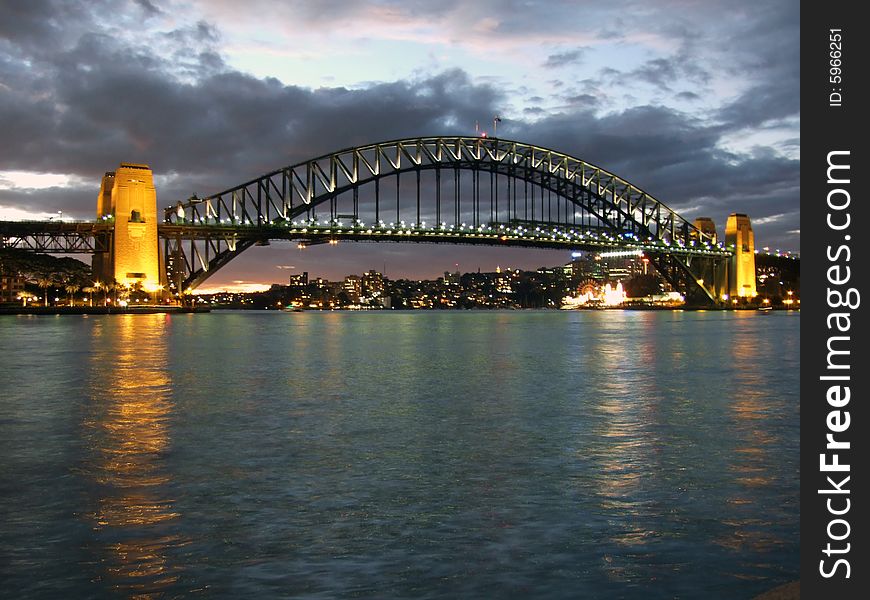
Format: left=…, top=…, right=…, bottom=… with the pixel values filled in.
left=0, top=310, right=799, bottom=599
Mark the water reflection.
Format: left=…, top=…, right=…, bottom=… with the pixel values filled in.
left=715, top=315, right=785, bottom=556
left=1, top=310, right=798, bottom=597
left=83, top=315, right=184, bottom=595
left=584, top=318, right=663, bottom=583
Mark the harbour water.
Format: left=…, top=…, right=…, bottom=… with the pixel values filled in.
left=0, top=310, right=799, bottom=598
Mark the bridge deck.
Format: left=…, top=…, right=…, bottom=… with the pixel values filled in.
left=0, top=221, right=113, bottom=253
left=158, top=222, right=731, bottom=257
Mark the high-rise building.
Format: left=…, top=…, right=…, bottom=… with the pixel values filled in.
left=725, top=213, right=756, bottom=297
left=92, top=163, right=164, bottom=296
left=569, top=254, right=607, bottom=281
left=288, top=272, right=308, bottom=287
left=343, top=275, right=362, bottom=302
left=362, top=270, right=384, bottom=298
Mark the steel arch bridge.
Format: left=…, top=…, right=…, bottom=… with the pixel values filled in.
left=163, top=136, right=729, bottom=302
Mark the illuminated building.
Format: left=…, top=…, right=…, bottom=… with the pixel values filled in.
left=725, top=213, right=757, bottom=298
left=1, top=271, right=25, bottom=303
left=288, top=272, right=308, bottom=287
left=443, top=270, right=461, bottom=286
left=495, top=269, right=515, bottom=294
left=569, top=253, right=607, bottom=281
left=343, top=275, right=362, bottom=302
left=92, top=164, right=164, bottom=297
left=362, top=270, right=384, bottom=297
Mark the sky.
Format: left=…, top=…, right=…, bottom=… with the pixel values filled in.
left=0, top=0, right=799, bottom=291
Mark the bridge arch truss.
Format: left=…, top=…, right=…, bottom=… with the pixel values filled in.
left=164, top=136, right=729, bottom=301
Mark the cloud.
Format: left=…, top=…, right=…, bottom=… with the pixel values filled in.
left=0, top=0, right=801, bottom=281
left=543, top=48, right=586, bottom=69
left=562, top=94, right=599, bottom=110
left=502, top=104, right=799, bottom=249
left=752, top=213, right=788, bottom=225
left=676, top=91, right=701, bottom=101
left=134, top=0, right=162, bottom=16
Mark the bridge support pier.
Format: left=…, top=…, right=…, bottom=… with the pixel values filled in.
left=92, top=164, right=167, bottom=301
left=725, top=213, right=757, bottom=299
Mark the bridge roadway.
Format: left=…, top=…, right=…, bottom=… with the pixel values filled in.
left=160, top=219, right=731, bottom=256
left=0, top=220, right=112, bottom=253
left=1, top=219, right=731, bottom=257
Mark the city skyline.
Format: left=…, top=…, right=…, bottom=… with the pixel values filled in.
left=0, top=0, right=799, bottom=287
left=188, top=244, right=799, bottom=295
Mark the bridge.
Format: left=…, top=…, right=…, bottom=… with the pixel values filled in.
left=1, top=136, right=750, bottom=304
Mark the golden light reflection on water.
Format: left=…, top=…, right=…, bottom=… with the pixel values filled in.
left=714, top=317, right=784, bottom=555
left=585, top=332, right=663, bottom=582
left=84, top=314, right=185, bottom=596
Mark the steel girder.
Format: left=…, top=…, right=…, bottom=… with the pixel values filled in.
left=0, top=221, right=111, bottom=253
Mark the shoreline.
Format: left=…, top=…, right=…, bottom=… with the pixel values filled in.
left=0, top=306, right=209, bottom=315
left=1, top=305, right=798, bottom=315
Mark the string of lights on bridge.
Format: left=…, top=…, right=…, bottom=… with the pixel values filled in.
left=161, top=214, right=798, bottom=260
left=170, top=215, right=742, bottom=257
left=13, top=213, right=799, bottom=261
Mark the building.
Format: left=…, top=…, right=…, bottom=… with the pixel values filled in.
left=361, top=270, right=384, bottom=298
left=756, top=254, right=800, bottom=299
left=725, top=213, right=757, bottom=297
left=1, top=272, right=26, bottom=303
left=288, top=272, right=308, bottom=288
left=569, top=253, right=607, bottom=282
left=343, top=275, right=362, bottom=302
left=92, top=163, right=164, bottom=297
left=443, top=270, right=461, bottom=286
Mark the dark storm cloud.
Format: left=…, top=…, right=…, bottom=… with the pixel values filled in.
left=0, top=14, right=501, bottom=208
left=0, top=0, right=85, bottom=49
left=0, top=0, right=800, bottom=272
left=705, top=2, right=800, bottom=130
left=0, top=186, right=96, bottom=217
left=502, top=105, right=799, bottom=248
left=0, top=68, right=500, bottom=216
